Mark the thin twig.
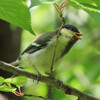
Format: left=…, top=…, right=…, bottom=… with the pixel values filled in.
left=50, top=22, right=65, bottom=74
left=50, top=2, right=66, bottom=74
left=60, top=0, right=67, bottom=8
left=53, top=3, right=61, bottom=14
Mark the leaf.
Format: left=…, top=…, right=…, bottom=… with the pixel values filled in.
left=0, top=77, right=4, bottom=84
left=83, top=4, right=100, bottom=13
left=72, top=0, right=95, bottom=4
left=0, top=84, right=16, bottom=92
left=4, top=78, right=13, bottom=83
left=70, top=0, right=100, bottom=26
left=70, top=0, right=100, bottom=12
left=68, top=0, right=95, bottom=8
left=12, top=76, right=27, bottom=87
left=94, top=0, right=100, bottom=7
left=0, top=0, right=34, bottom=34
left=87, top=11, right=100, bottom=26
left=23, top=67, right=36, bottom=73
left=30, top=0, right=62, bottom=7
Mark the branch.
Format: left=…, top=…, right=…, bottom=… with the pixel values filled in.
left=50, top=23, right=65, bottom=74
left=0, top=61, right=99, bottom=100
left=50, top=1, right=66, bottom=74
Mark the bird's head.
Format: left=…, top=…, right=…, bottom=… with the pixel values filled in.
left=60, top=24, right=82, bottom=40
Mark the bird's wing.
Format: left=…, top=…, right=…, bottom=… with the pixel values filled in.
left=21, top=31, right=57, bottom=54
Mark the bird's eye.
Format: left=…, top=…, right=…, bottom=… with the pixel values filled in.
left=71, top=28, right=75, bottom=32
left=70, top=27, right=79, bottom=33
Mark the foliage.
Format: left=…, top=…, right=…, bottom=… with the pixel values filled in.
left=0, top=77, right=4, bottom=84
left=0, top=0, right=100, bottom=34
left=0, top=0, right=34, bottom=34
left=0, top=0, right=100, bottom=100
left=68, top=0, right=100, bottom=26
left=0, top=76, right=27, bottom=92
left=30, top=0, right=62, bottom=7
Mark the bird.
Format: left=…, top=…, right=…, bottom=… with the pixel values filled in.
left=12, top=24, right=82, bottom=75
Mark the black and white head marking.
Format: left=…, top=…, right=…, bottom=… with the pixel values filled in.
left=62, top=24, right=79, bottom=33
left=60, top=25, right=80, bottom=57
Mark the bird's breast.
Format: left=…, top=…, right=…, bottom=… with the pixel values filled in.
left=19, top=35, right=70, bottom=73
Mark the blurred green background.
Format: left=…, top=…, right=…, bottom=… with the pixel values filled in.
left=0, top=0, right=100, bottom=100
left=20, top=4, right=100, bottom=100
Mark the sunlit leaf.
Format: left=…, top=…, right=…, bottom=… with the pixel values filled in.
left=4, top=78, right=13, bottom=83
left=87, top=11, right=100, bottom=26
left=0, top=0, right=34, bottom=34
left=94, top=0, right=100, bottom=7
left=80, top=4, right=100, bottom=26
left=82, top=4, right=100, bottom=13
left=12, top=76, right=27, bottom=87
left=69, top=0, right=100, bottom=26
left=30, top=0, right=62, bottom=7
left=0, top=84, right=16, bottom=92
left=0, top=77, right=4, bottom=84
left=68, top=0, right=95, bottom=8
left=70, top=0, right=100, bottom=13
left=4, top=78, right=13, bottom=87
left=23, top=67, right=36, bottom=73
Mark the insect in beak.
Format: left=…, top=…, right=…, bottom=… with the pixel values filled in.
left=73, top=32, right=83, bottom=39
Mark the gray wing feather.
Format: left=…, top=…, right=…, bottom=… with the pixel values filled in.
left=21, top=31, right=57, bottom=54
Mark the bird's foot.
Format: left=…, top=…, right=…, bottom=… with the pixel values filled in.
left=33, top=66, right=42, bottom=83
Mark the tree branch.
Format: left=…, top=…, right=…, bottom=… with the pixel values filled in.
left=50, top=2, right=66, bottom=74
left=0, top=61, right=99, bottom=100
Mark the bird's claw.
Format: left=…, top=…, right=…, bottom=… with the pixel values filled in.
left=33, top=66, right=41, bottom=83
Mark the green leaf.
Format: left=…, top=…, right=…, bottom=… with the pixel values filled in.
left=0, top=84, right=16, bottom=92
left=12, top=76, right=27, bottom=87
left=72, top=0, right=95, bottom=4
left=82, top=3, right=100, bottom=13
left=87, top=11, right=100, bottom=26
left=30, top=0, right=62, bottom=7
left=70, top=0, right=100, bottom=26
left=68, top=0, right=95, bottom=8
left=23, top=67, right=36, bottom=73
left=4, top=78, right=13, bottom=87
left=0, top=0, right=34, bottom=34
left=70, top=0, right=100, bottom=12
left=4, top=78, right=13, bottom=83
left=94, top=0, right=100, bottom=7
left=0, top=77, right=4, bottom=84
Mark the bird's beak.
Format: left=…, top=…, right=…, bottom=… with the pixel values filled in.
left=73, top=32, right=83, bottom=39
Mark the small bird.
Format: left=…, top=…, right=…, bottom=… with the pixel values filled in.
left=12, top=24, right=82, bottom=74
